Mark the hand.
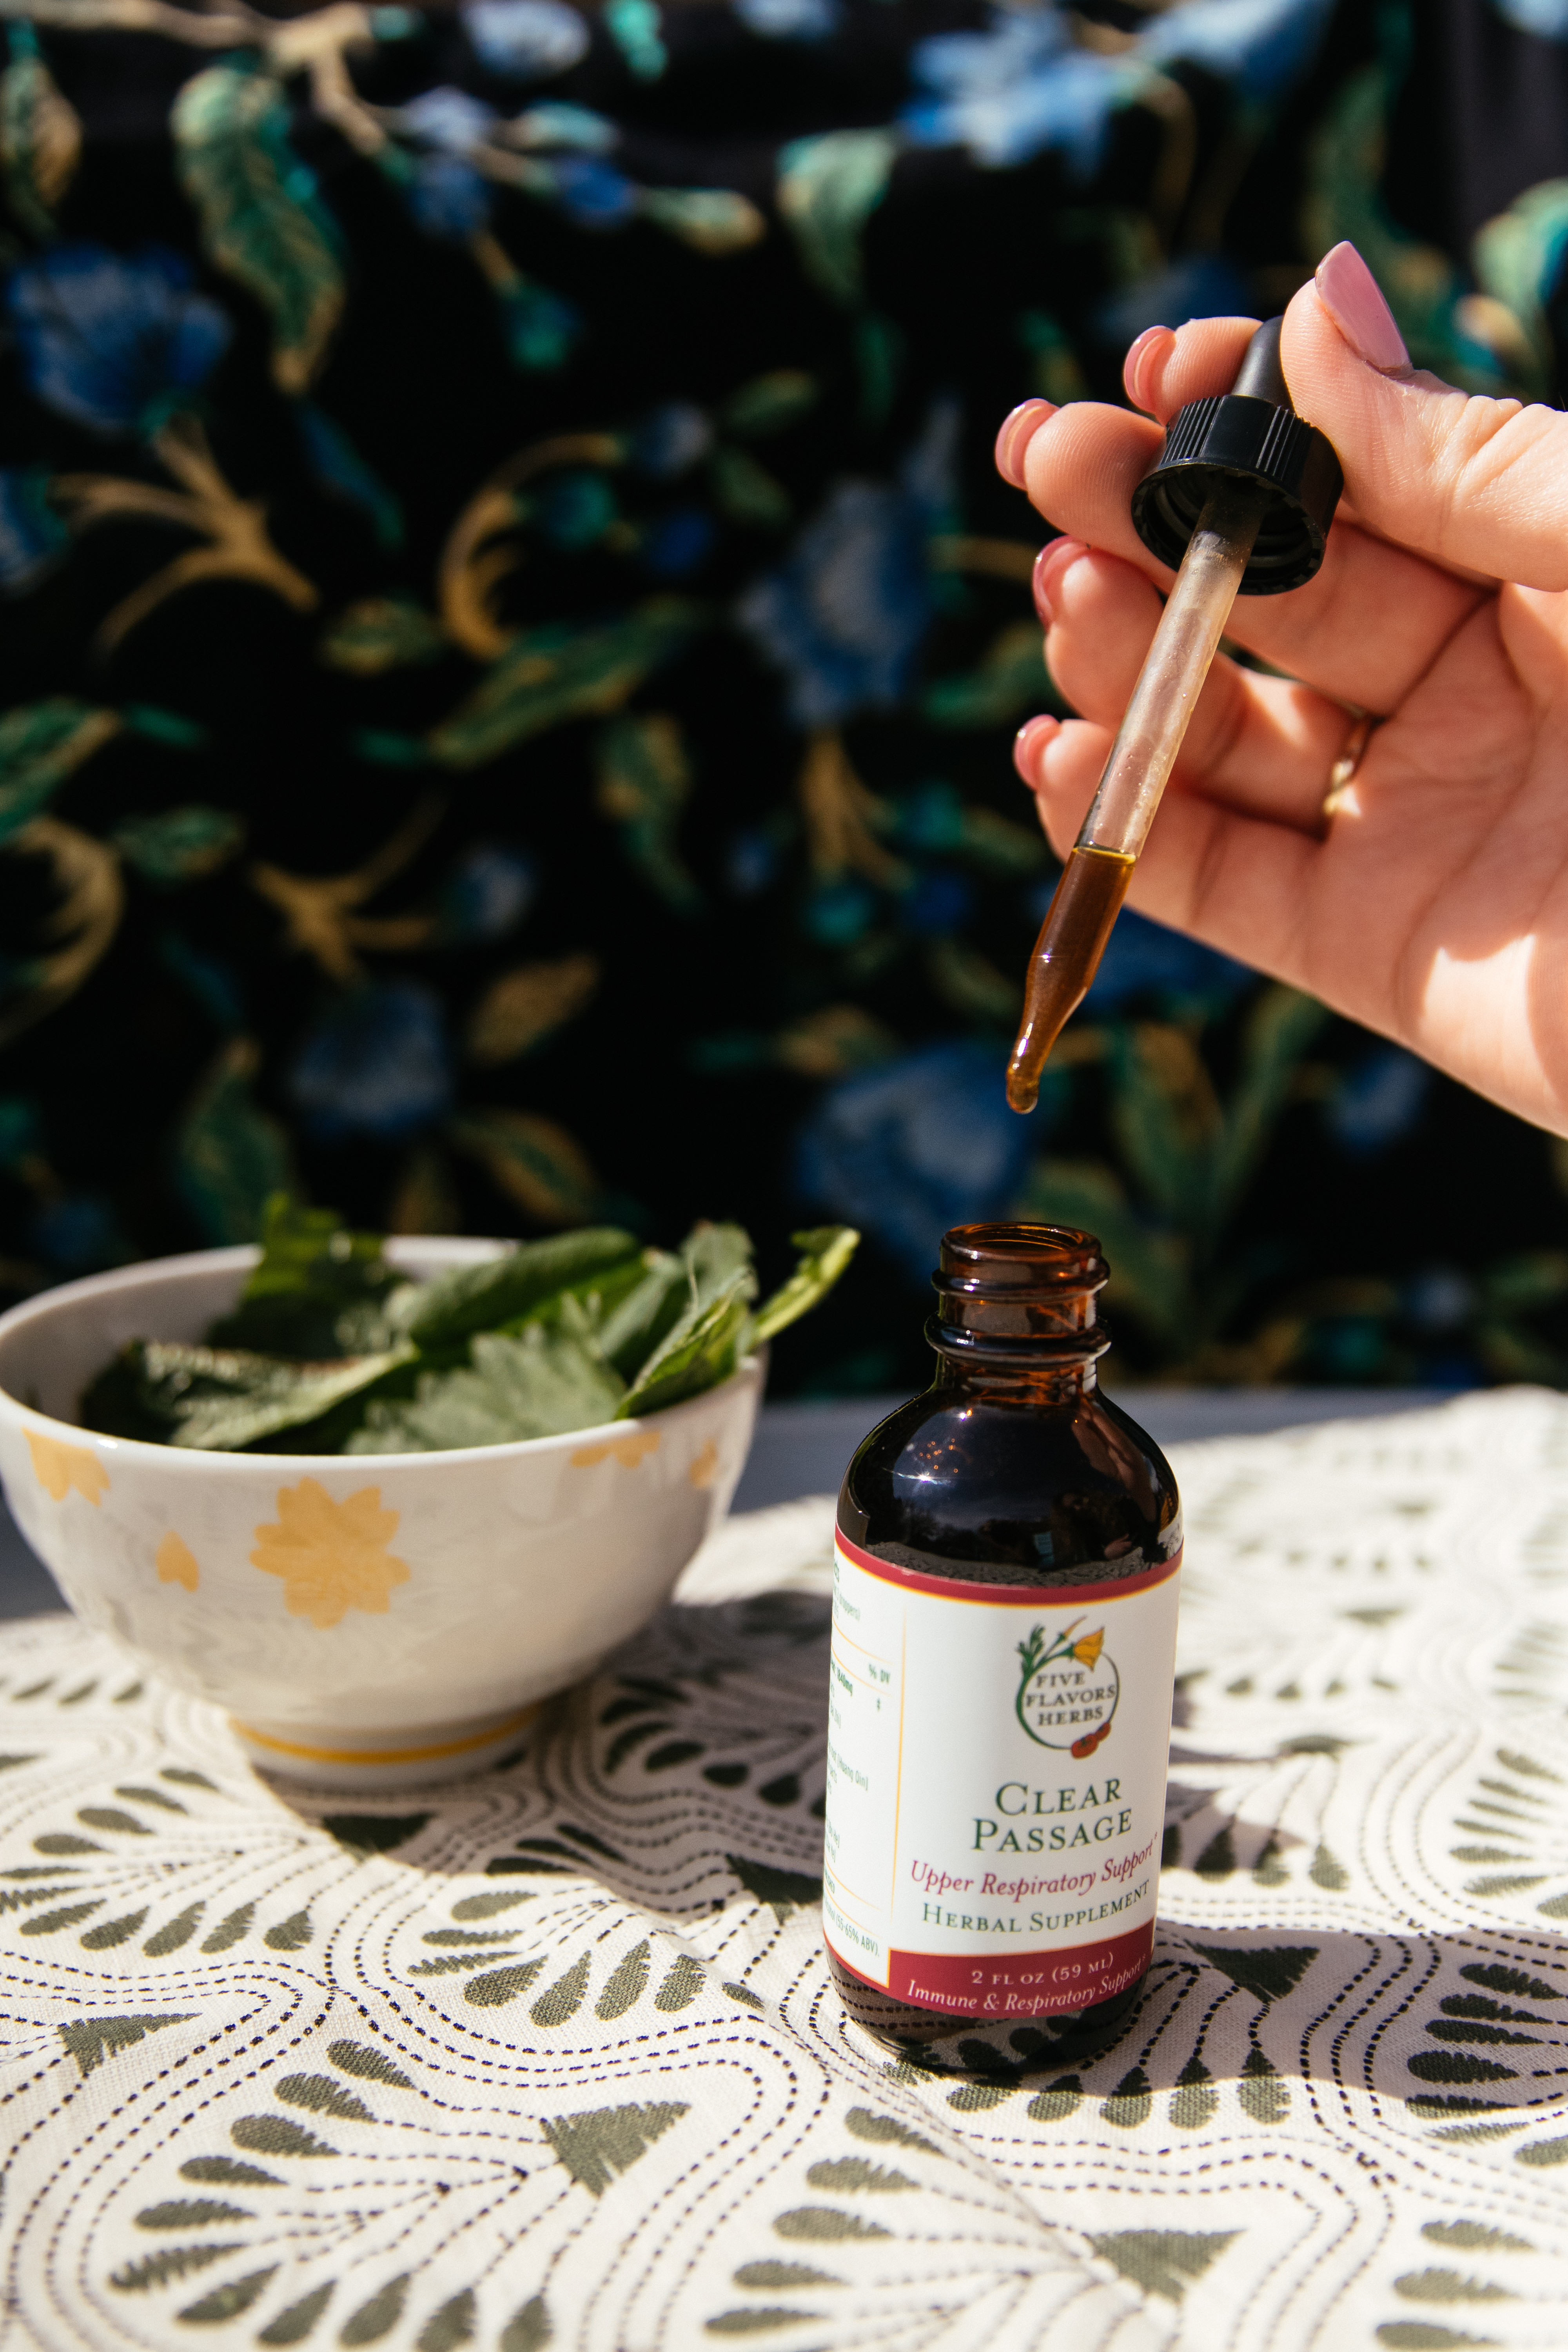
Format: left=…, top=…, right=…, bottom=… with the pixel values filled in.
left=995, top=241, right=1568, bottom=1139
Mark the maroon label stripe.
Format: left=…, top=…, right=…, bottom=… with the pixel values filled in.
left=833, top=1524, right=1182, bottom=1606
left=827, top=1921, right=1154, bottom=2018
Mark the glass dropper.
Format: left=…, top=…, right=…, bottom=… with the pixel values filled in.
left=1004, top=318, right=1344, bottom=1116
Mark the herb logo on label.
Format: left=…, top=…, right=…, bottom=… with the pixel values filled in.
left=1014, top=1620, right=1118, bottom=1757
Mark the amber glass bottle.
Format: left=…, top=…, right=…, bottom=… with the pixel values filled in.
left=823, top=1223, right=1181, bottom=2073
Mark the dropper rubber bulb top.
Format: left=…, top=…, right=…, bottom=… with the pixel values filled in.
left=1004, top=316, right=1344, bottom=1114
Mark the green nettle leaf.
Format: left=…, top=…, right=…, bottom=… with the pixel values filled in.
left=211, top=1194, right=398, bottom=1357
left=81, top=1338, right=413, bottom=1452
left=0, top=699, right=120, bottom=847
left=111, top=805, right=245, bottom=886
left=0, top=47, right=81, bottom=238
left=686, top=1221, right=756, bottom=1308
left=172, top=64, right=344, bottom=394
left=319, top=597, right=449, bottom=675
left=750, top=1227, right=858, bottom=1347
left=427, top=602, right=702, bottom=770
left=775, top=128, right=898, bottom=308
left=390, top=1228, right=640, bottom=1348
left=350, top=1316, right=623, bottom=1453
left=176, top=1040, right=297, bottom=1248
left=619, top=1272, right=752, bottom=1419
left=597, top=1251, right=690, bottom=1377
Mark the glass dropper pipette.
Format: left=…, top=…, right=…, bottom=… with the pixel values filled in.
left=1005, top=317, right=1344, bottom=1115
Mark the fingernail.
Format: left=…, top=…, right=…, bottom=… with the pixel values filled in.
left=1013, top=713, right=1058, bottom=784
left=995, top=398, right=1055, bottom=488
left=1314, top=241, right=1408, bottom=373
left=1032, top=537, right=1087, bottom=625
left=1123, top=323, right=1173, bottom=412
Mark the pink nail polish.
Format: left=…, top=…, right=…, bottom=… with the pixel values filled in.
left=995, top=398, right=1054, bottom=488
left=1032, top=537, right=1087, bottom=625
left=1314, top=241, right=1409, bottom=373
left=1123, top=323, right=1172, bottom=412
left=1013, top=714, right=1057, bottom=784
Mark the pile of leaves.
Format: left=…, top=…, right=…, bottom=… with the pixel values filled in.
left=80, top=1199, right=858, bottom=1454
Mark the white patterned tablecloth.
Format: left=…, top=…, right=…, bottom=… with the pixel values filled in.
left=7, top=1389, right=1568, bottom=2352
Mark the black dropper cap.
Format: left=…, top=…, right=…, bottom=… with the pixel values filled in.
left=1129, top=316, right=1343, bottom=595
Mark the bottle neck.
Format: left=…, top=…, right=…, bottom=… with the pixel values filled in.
left=926, top=1223, right=1110, bottom=1399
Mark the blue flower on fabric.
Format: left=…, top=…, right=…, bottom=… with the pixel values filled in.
left=550, top=154, right=640, bottom=229
left=29, top=1192, right=122, bottom=1274
left=642, top=507, right=715, bottom=577
left=1492, top=0, right=1568, bottom=28
left=904, top=10, right=1136, bottom=174
left=735, top=0, right=838, bottom=37
left=631, top=401, right=713, bottom=478
left=500, top=278, right=581, bottom=370
left=1324, top=1044, right=1431, bottom=1157
left=406, top=153, right=494, bottom=239
left=289, top=981, right=452, bottom=1141
left=1136, top=0, right=1336, bottom=103
left=899, top=869, right=973, bottom=936
left=797, top=1038, right=1044, bottom=1284
left=438, top=844, right=536, bottom=942
left=5, top=243, right=232, bottom=437
left=739, top=403, right=957, bottom=728
left=0, top=466, right=67, bottom=592
left=396, top=85, right=499, bottom=149
left=462, top=0, right=590, bottom=78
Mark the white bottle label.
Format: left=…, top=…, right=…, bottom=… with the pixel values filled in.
left=823, top=1526, right=1181, bottom=2019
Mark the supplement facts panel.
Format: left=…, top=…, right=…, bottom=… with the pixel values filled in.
left=823, top=1544, right=902, bottom=1981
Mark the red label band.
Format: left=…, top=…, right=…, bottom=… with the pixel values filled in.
left=834, top=1524, right=1182, bottom=1608
left=827, top=1921, right=1153, bottom=2018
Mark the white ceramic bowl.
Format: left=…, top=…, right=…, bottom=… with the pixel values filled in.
left=0, top=1241, right=762, bottom=1789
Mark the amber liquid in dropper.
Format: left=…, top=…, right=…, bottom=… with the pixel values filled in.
left=1005, top=845, right=1133, bottom=1112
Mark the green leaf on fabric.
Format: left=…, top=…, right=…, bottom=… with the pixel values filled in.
left=349, top=1313, right=623, bottom=1453
left=172, top=64, right=344, bottom=395
left=449, top=1108, right=610, bottom=1228
left=0, top=47, right=80, bottom=239
left=320, top=596, right=449, bottom=675
left=922, top=621, right=1053, bottom=730
left=213, top=1194, right=396, bottom=1355
left=111, top=805, right=245, bottom=886
left=776, top=128, right=897, bottom=308
left=428, top=602, right=702, bottom=770
left=82, top=1338, right=412, bottom=1452
left=541, top=2099, right=689, bottom=2196
left=750, top=1226, right=857, bottom=1346
left=619, top=1271, right=751, bottom=1418
left=1086, top=2231, right=1239, bottom=2303
left=1190, top=1943, right=1319, bottom=2004
left=726, top=1853, right=823, bottom=1920
left=707, top=445, right=790, bottom=529
left=296, top=402, right=403, bottom=548
left=59, top=2012, right=197, bottom=2078
left=1021, top=1157, right=1191, bottom=1352
left=499, top=2297, right=553, bottom=2352
left=177, top=2266, right=279, bottom=2325
left=0, top=699, right=120, bottom=847
left=641, top=186, right=765, bottom=252
left=109, top=2244, right=244, bottom=2294
left=593, top=711, right=703, bottom=913
left=719, top=370, right=818, bottom=438
left=391, top=1228, right=640, bottom=1347
left=176, top=1040, right=297, bottom=1247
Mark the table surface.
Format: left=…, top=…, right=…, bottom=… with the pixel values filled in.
left=7, top=1386, right=1568, bottom=2352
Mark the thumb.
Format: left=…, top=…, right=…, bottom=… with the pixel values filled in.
left=1281, top=243, right=1568, bottom=592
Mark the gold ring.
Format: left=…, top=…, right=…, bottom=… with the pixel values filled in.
left=1321, top=714, right=1377, bottom=826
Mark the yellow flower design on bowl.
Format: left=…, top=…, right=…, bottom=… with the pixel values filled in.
left=250, top=1478, right=411, bottom=1630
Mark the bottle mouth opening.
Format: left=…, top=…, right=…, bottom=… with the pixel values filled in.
left=936, top=1221, right=1107, bottom=1293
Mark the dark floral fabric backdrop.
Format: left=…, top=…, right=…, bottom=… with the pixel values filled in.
left=4, top=0, right=1568, bottom=1399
